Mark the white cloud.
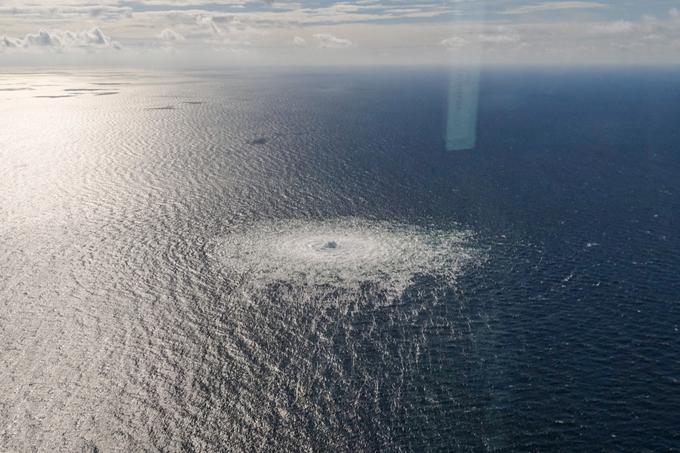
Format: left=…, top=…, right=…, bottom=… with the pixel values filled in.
left=0, top=5, right=132, bottom=20
left=134, top=0, right=247, bottom=5
left=503, top=1, right=606, bottom=15
left=440, top=36, right=468, bottom=49
left=589, top=20, right=634, bottom=34
left=1, top=1, right=679, bottom=65
left=159, top=29, right=185, bottom=42
left=0, top=27, right=120, bottom=51
left=1, top=36, right=23, bottom=49
left=478, top=33, right=520, bottom=43
left=440, top=26, right=520, bottom=49
left=196, top=15, right=223, bottom=37
left=313, top=33, right=351, bottom=48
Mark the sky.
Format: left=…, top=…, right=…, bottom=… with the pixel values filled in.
left=1, top=0, right=679, bottom=66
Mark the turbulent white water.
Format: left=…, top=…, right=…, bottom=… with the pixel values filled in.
left=211, top=218, right=481, bottom=298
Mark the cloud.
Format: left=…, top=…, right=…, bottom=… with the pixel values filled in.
left=0, top=5, right=132, bottom=20
left=589, top=20, right=634, bottom=34
left=502, top=1, right=606, bottom=15
left=440, top=36, right=468, bottom=49
left=129, top=0, right=248, bottom=5
left=478, top=33, right=520, bottom=43
left=588, top=9, right=680, bottom=38
left=159, top=29, right=185, bottom=42
left=1, top=0, right=679, bottom=65
left=0, top=27, right=121, bottom=51
left=440, top=26, right=520, bottom=49
left=196, top=15, right=223, bottom=37
left=164, top=14, right=265, bottom=54
left=1, top=36, right=23, bottom=49
left=312, top=33, right=351, bottom=48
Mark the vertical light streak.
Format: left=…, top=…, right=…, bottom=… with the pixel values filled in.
left=445, top=3, right=485, bottom=151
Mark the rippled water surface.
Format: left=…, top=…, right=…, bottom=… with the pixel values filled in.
left=1, top=68, right=679, bottom=451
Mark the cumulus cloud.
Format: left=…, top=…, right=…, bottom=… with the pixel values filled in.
left=1, top=36, right=23, bottom=49
left=0, top=27, right=120, bottom=51
left=196, top=15, right=223, bottom=37
left=189, top=14, right=263, bottom=44
left=1, top=1, right=679, bottom=64
left=159, top=29, right=185, bottom=42
left=313, top=33, right=352, bottom=48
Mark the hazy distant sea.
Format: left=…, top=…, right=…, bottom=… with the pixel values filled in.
left=1, top=67, right=679, bottom=451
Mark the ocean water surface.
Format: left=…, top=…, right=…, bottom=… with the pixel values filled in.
left=1, top=68, right=679, bottom=451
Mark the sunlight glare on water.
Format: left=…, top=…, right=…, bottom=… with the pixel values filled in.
left=2, top=69, right=680, bottom=452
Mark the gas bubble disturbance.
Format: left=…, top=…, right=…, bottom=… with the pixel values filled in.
left=209, top=218, right=483, bottom=301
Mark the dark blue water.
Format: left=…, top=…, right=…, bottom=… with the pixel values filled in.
left=1, top=67, right=679, bottom=451
left=446, top=68, right=680, bottom=451
left=287, top=67, right=680, bottom=450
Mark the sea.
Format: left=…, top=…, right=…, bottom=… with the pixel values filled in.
left=1, top=67, right=679, bottom=451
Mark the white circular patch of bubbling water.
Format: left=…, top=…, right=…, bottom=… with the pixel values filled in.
left=211, top=218, right=481, bottom=298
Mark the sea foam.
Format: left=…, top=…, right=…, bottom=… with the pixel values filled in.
left=210, top=218, right=481, bottom=301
